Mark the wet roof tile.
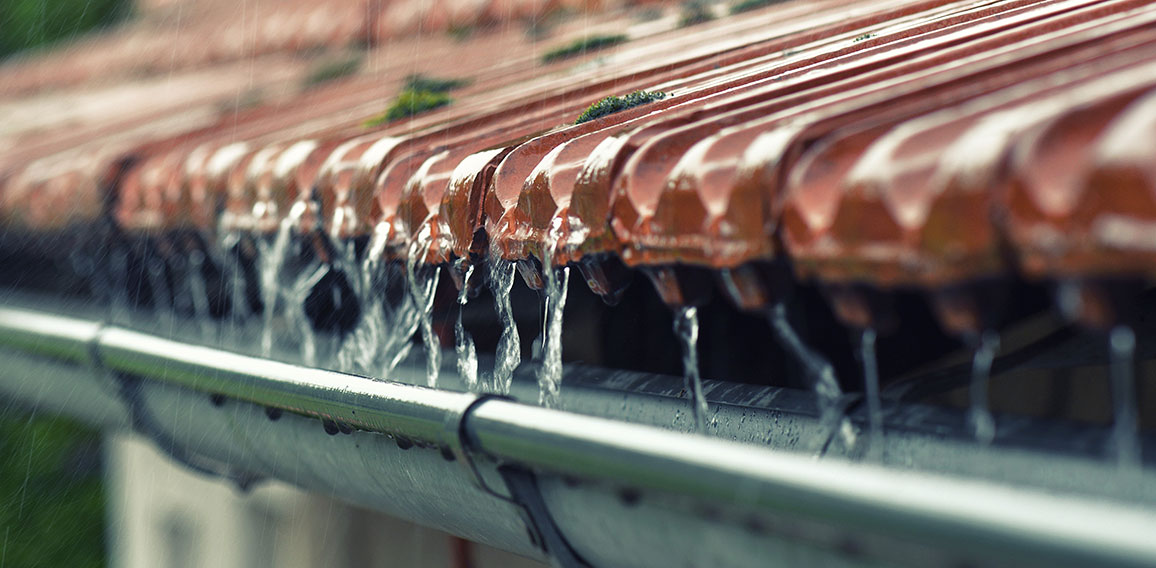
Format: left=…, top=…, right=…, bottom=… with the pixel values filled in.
left=5, top=0, right=1156, bottom=313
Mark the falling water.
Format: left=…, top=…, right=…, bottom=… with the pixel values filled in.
left=454, top=264, right=480, bottom=390
left=217, top=232, right=252, bottom=344
left=538, top=265, right=570, bottom=407
left=535, top=217, right=571, bottom=407
left=382, top=299, right=420, bottom=375
left=105, top=244, right=131, bottom=324
left=767, top=303, right=855, bottom=452
left=290, top=262, right=330, bottom=366
left=489, top=255, right=521, bottom=394
left=185, top=249, right=216, bottom=341
left=331, top=240, right=375, bottom=373
left=969, top=331, right=999, bottom=445
left=258, top=213, right=300, bottom=357
left=146, top=256, right=175, bottom=330
left=673, top=306, right=710, bottom=433
left=1109, top=326, right=1141, bottom=469
left=406, top=229, right=442, bottom=387
left=228, top=249, right=250, bottom=339
left=859, top=328, right=882, bottom=460
left=331, top=226, right=416, bottom=376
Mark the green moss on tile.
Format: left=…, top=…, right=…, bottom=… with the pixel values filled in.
left=364, top=74, right=470, bottom=126
left=365, top=89, right=451, bottom=126
left=302, top=53, right=364, bottom=88
left=679, top=1, right=716, bottom=27
left=447, top=23, right=475, bottom=42
left=854, top=32, right=875, bottom=42
left=729, top=0, right=787, bottom=15
left=575, top=90, right=666, bottom=124
left=542, top=34, right=628, bottom=63
left=403, top=74, right=471, bottom=94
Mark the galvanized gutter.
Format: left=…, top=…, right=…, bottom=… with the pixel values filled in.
left=1, top=305, right=1155, bottom=567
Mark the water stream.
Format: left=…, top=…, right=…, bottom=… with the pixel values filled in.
left=146, top=256, right=175, bottom=331
left=454, top=264, right=479, bottom=390
left=1109, top=326, right=1141, bottom=470
left=766, top=303, right=855, bottom=452
left=673, top=306, right=710, bottom=433
left=258, top=212, right=301, bottom=357
left=185, top=249, right=216, bottom=341
left=489, top=256, right=521, bottom=395
left=538, top=265, right=569, bottom=407
left=289, top=262, right=329, bottom=366
left=969, top=331, right=999, bottom=445
left=859, top=328, right=882, bottom=460
left=406, top=229, right=442, bottom=387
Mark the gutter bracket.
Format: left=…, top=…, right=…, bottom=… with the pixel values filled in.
left=446, top=394, right=590, bottom=567
left=498, top=465, right=591, bottom=568
left=442, top=393, right=516, bottom=500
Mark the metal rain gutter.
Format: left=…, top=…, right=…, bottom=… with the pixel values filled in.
left=1, top=306, right=1155, bottom=567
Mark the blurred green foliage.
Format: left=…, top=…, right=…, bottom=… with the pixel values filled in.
left=0, top=0, right=133, bottom=59
left=0, top=410, right=106, bottom=568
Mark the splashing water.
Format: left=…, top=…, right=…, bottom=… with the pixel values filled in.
left=538, top=265, right=570, bottom=407
left=969, top=330, right=999, bottom=445
left=489, top=256, right=521, bottom=394
left=454, top=264, right=479, bottom=390
left=766, top=303, right=855, bottom=452
left=673, top=306, right=710, bottom=433
left=859, top=328, right=882, bottom=460
left=1109, top=326, right=1141, bottom=469
left=406, top=229, right=442, bottom=387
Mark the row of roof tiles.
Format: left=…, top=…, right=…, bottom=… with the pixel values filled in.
left=4, top=0, right=1156, bottom=331
left=0, top=0, right=637, bottom=96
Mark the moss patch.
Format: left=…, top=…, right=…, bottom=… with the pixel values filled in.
left=729, top=0, right=788, bottom=15
left=853, top=32, right=875, bottom=42
left=542, top=34, right=628, bottom=63
left=403, top=74, right=471, bottom=94
left=575, top=90, right=666, bottom=124
left=364, top=74, right=470, bottom=126
left=302, top=53, right=363, bottom=88
left=679, top=1, right=717, bottom=27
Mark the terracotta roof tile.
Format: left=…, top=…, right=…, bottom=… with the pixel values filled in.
left=6, top=0, right=1156, bottom=319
